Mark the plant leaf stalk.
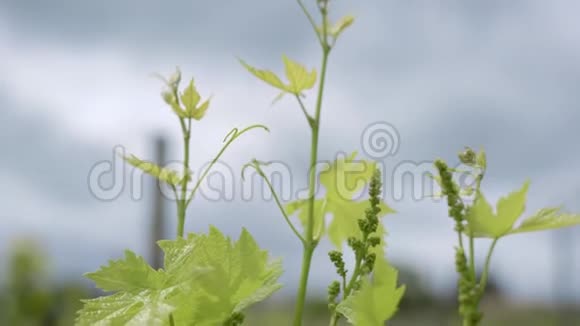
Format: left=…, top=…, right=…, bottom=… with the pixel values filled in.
left=293, top=1, right=331, bottom=324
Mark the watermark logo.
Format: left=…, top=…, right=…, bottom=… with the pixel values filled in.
left=87, top=122, right=473, bottom=203
left=361, top=121, right=400, bottom=160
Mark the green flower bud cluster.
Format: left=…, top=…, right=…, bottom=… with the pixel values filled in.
left=455, top=247, right=482, bottom=325
left=458, top=146, right=487, bottom=171
left=458, top=147, right=477, bottom=166
left=327, top=280, right=341, bottom=310
left=326, top=168, right=385, bottom=311
left=435, top=147, right=490, bottom=326
left=434, top=159, right=465, bottom=233
left=329, top=250, right=347, bottom=278
left=351, top=169, right=384, bottom=270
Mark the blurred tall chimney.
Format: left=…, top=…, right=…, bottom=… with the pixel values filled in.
left=150, top=136, right=167, bottom=269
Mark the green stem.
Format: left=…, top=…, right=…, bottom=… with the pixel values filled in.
left=293, top=12, right=331, bottom=326
left=293, top=244, right=315, bottom=326
left=479, top=238, right=498, bottom=293
left=177, top=118, right=192, bottom=237
left=469, top=171, right=485, bottom=279
left=177, top=202, right=185, bottom=238
left=295, top=95, right=315, bottom=128
left=469, top=235, right=476, bottom=279
left=457, top=231, right=465, bottom=252
left=296, top=0, right=323, bottom=46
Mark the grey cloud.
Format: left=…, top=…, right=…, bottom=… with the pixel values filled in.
left=0, top=91, right=115, bottom=204
left=1, top=0, right=580, bottom=301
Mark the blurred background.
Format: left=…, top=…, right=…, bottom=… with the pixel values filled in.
left=1, top=0, right=579, bottom=324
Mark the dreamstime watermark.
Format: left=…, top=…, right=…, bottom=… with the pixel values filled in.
left=87, top=122, right=474, bottom=203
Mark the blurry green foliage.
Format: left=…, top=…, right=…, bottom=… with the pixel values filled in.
left=0, top=239, right=87, bottom=326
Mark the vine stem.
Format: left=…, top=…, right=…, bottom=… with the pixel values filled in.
left=248, top=163, right=306, bottom=244
left=293, top=4, right=331, bottom=324
left=185, top=124, right=269, bottom=207
left=177, top=118, right=192, bottom=237
left=296, top=0, right=323, bottom=46
left=174, top=118, right=270, bottom=237
left=469, top=171, right=485, bottom=279
left=177, top=123, right=268, bottom=237
left=479, top=238, right=498, bottom=292
left=469, top=235, right=475, bottom=278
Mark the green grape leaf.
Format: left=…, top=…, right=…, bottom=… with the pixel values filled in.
left=509, top=207, right=580, bottom=234
left=285, top=152, right=395, bottom=248
left=124, top=154, right=184, bottom=186
left=283, top=55, right=317, bottom=94
left=179, top=79, right=211, bottom=120
left=285, top=198, right=327, bottom=241
left=167, top=227, right=283, bottom=324
left=77, top=242, right=207, bottom=325
left=239, top=59, right=287, bottom=90
left=465, top=181, right=530, bottom=238
left=336, top=257, right=405, bottom=326
left=180, top=79, right=201, bottom=114
left=191, top=97, right=211, bottom=120
left=77, top=227, right=282, bottom=326
left=77, top=292, right=176, bottom=326
left=85, top=251, right=163, bottom=293
left=239, top=57, right=317, bottom=98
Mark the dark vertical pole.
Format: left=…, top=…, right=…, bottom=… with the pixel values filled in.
left=151, top=136, right=167, bottom=269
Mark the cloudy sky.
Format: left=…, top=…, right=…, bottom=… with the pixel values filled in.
left=1, top=0, right=580, bottom=303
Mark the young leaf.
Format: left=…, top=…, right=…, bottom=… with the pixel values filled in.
left=285, top=153, right=395, bottom=247
left=239, top=56, right=317, bottom=98
left=77, top=227, right=282, bottom=326
left=190, top=98, right=211, bottom=121
left=77, top=292, right=176, bottom=326
left=465, top=181, right=529, bottom=238
left=283, top=55, right=317, bottom=94
left=180, top=79, right=201, bottom=114
left=509, top=207, right=580, bottom=234
left=496, top=180, right=529, bottom=227
left=77, top=245, right=207, bottom=325
left=179, top=79, right=211, bottom=120
left=124, top=154, right=185, bottom=186
left=85, top=251, right=163, bottom=293
left=285, top=198, right=327, bottom=240
left=169, top=227, right=283, bottom=324
left=336, top=257, right=405, bottom=326
left=239, top=59, right=287, bottom=91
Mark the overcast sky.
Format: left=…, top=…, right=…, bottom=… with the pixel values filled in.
left=1, top=0, right=580, bottom=302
